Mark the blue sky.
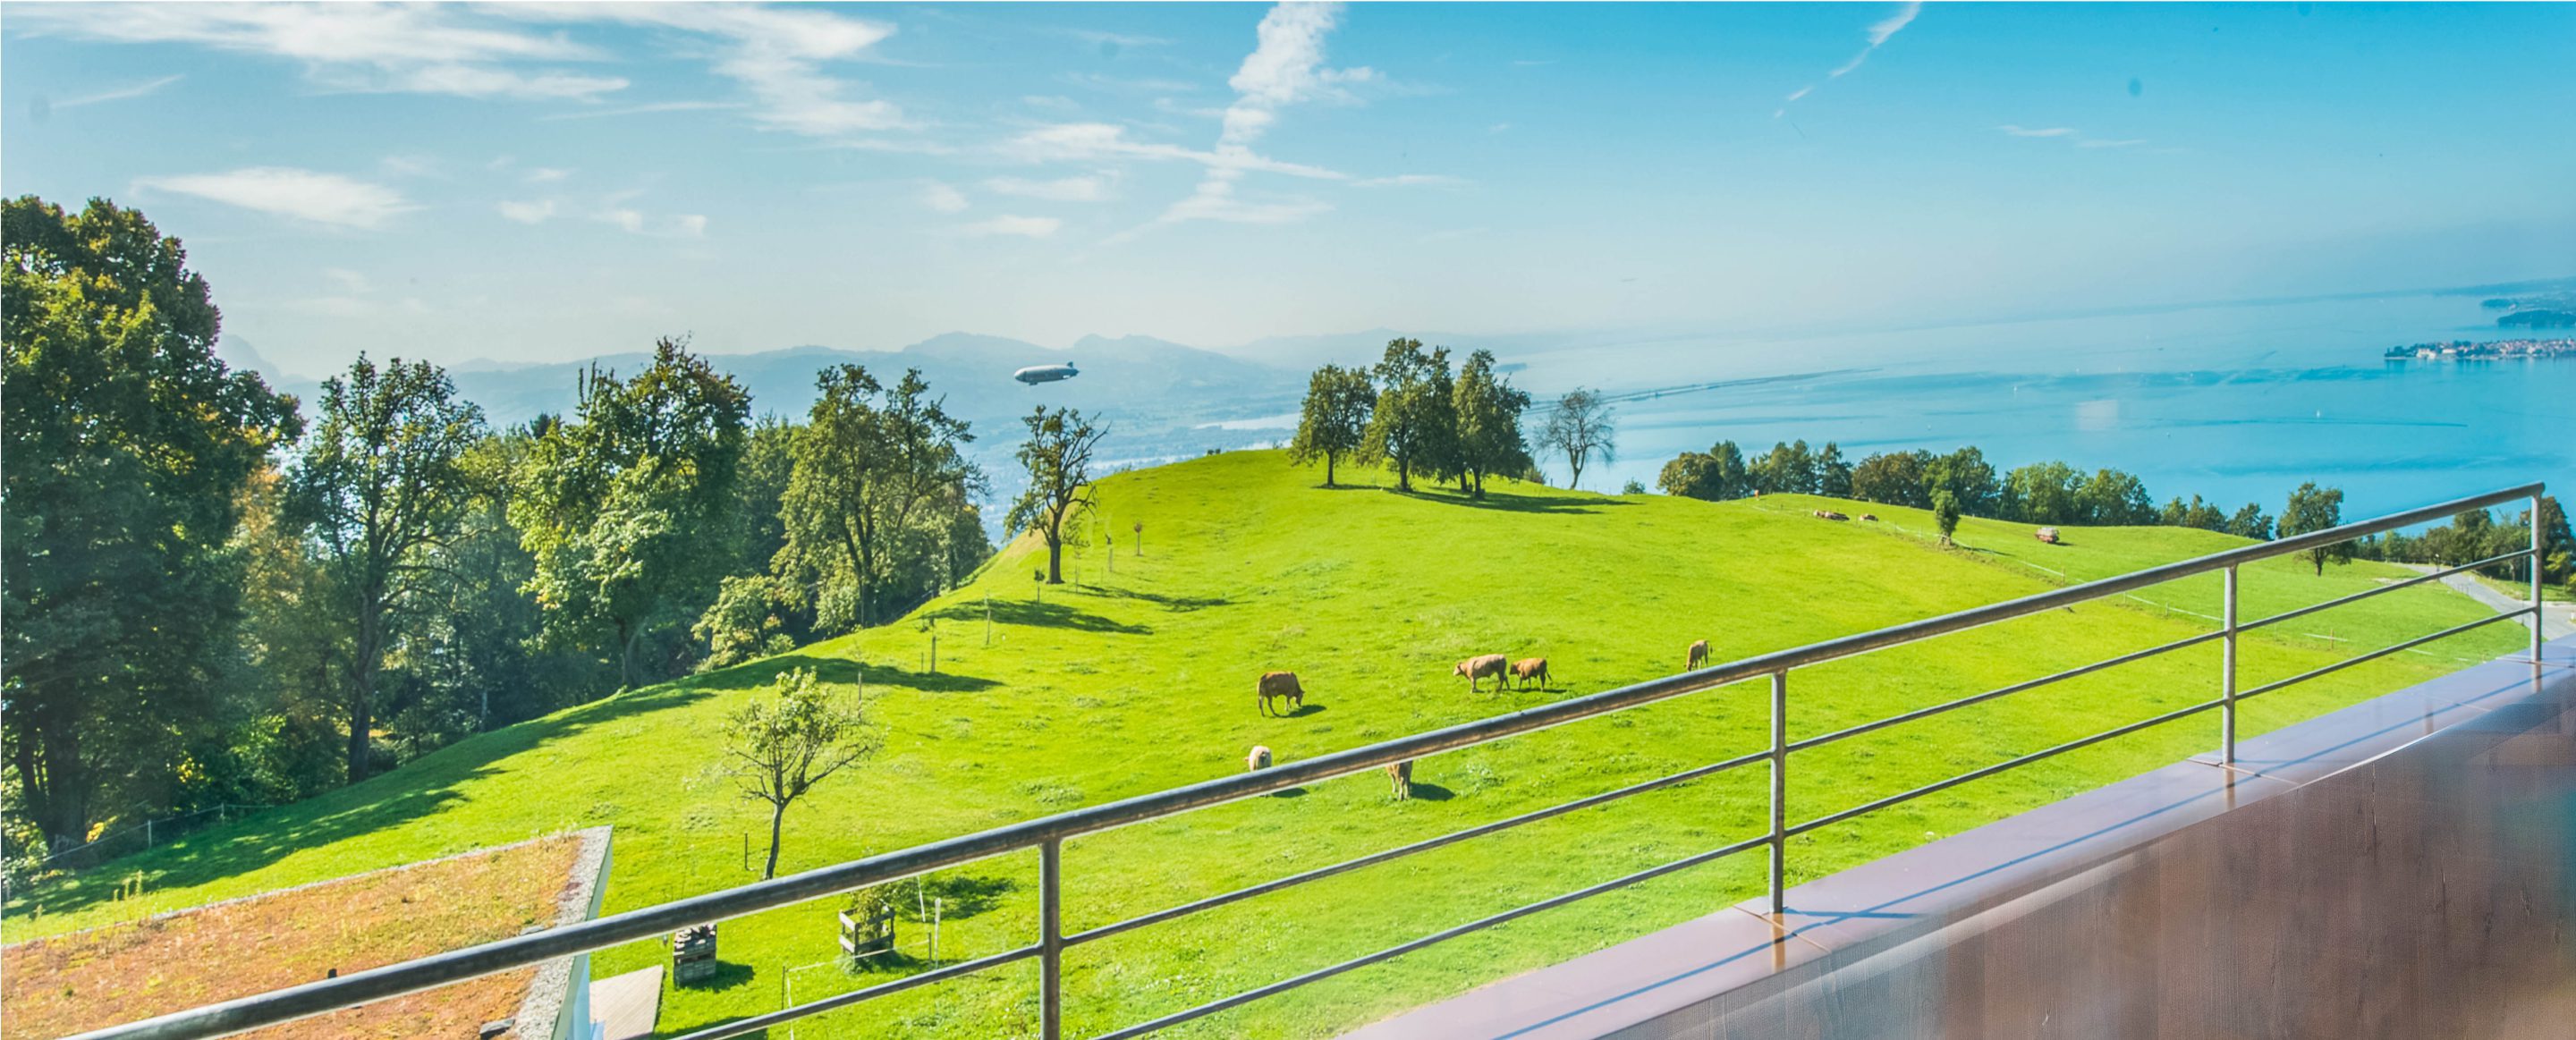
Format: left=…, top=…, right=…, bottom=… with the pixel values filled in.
left=6, top=2, right=2572, bottom=377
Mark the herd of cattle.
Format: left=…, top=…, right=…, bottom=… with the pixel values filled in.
left=1244, top=638, right=1719, bottom=799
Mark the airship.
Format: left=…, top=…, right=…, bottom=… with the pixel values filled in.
left=1013, top=362, right=1080, bottom=385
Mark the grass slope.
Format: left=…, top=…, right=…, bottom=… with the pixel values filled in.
left=4, top=452, right=2523, bottom=1037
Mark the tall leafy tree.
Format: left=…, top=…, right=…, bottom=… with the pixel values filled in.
left=869, top=370, right=982, bottom=602
left=286, top=356, right=487, bottom=784
left=1932, top=490, right=1963, bottom=545
left=2005, top=461, right=2083, bottom=524
left=1657, top=440, right=1751, bottom=501
left=2075, top=469, right=2155, bottom=525
left=1450, top=349, right=1532, bottom=499
left=1358, top=338, right=1455, bottom=494
left=2, top=197, right=301, bottom=852
left=1750, top=441, right=1819, bottom=495
left=778, top=367, right=979, bottom=631
left=512, top=338, right=750, bottom=688
left=1850, top=451, right=1934, bottom=508
left=1815, top=442, right=1853, bottom=498
left=1536, top=387, right=1615, bottom=492
left=2226, top=503, right=2275, bottom=540
left=1008, top=406, right=1107, bottom=585
left=2279, top=482, right=2353, bottom=576
left=1287, top=364, right=1376, bottom=486
left=1926, top=447, right=2002, bottom=517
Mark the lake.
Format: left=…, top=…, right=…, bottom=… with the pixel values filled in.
left=1516, top=292, right=2572, bottom=521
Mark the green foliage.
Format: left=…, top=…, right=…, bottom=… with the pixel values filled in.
left=1932, top=489, right=1962, bottom=545
left=779, top=366, right=983, bottom=631
left=1620, top=478, right=1647, bottom=495
left=1536, top=387, right=1616, bottom=492
left=1287, top=364, right=1376, bottom=486
left=1449, top=349, right=1533, bottom=499
left=2227, top=503, right=2275, bottom=540
left=724, top=667, right=877, bottom=878
left=2005, top=461, right=2083, bottom=524
left=284, top=354, right=487, bottom=783
left=2, top=195, right=301, bottom=853
left=2279, top=482, right=2352, bottom=576
left=511, top=338, right=751, bottom=688
left=1007, top=406, right=1107, bottom=584
left=695, top=575, right=801, bottom=672
left=1849, top=450, right=1933, bottom=508
left=1924, top=447, right=2002, bottom=516
left=1657, top=440, right=1750, bottom=500
left=1357, top=338, right=1455, bottom=493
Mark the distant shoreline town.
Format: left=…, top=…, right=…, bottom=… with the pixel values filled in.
left=2383, top=337, right=2576, bottom=362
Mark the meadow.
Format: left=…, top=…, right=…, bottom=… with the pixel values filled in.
left=3, top=450, right=2523, bottom=1038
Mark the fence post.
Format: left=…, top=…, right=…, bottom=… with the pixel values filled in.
left=2222, top=564, right=2240, bottom=765
left=1768, top=670, right=1788, bottom=918
left=1040, top=838, right=1063, bottom=1040
left=2535, top=493, right=2549, bottom=672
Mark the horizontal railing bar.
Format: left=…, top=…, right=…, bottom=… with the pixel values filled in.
left=1066, top=749, right=1771, bottom=946
left=2239, top=548, right=2534, bottom=634
left=1789, top=697, right=2224, bottom=837
left=1789, top=630, right=2225, bottom=752
left=75, top=480, right=2542, bottom=1040
left=1089, top=833, right=1775, bottom=1040
left=2237, top=610, right=2529, bottom=702
left=666, top=943, right=1043, bottom=1040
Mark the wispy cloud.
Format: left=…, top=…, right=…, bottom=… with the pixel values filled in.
left=595, top=207, right=708, bottom=238
left=920, top=182, right=970, bottom=213
left=571, top=5, right=907, bottom=138
left=963, top=215, right=1062, bottom=238
left=497, top=199, right=557, bottom=224
left=56, top=73, right=184, bottom=109
left=14, top=4, right=627, bottom=101
left=1777, top=1, right=1920, bottom=118
left=524, top=167, right=572, bottom=183
left=538, top=100, right=747, bottom=123
left=134, top=167, right=413, bottom=228
left=985, top=173, right=1115, bottom=201
left=1138, top=2, right=1374, bottom=233
left=1997, top=124, right=2150, bottom=149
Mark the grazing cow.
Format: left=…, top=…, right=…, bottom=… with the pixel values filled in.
left=1453, top=654, right=1510, bottom=692
left=1686, top=639, right=1710, bottom=671
left=1247, top=746, right=1272, bottom=772
left=1385, top=760, right=1414, bottom=800
left=1258, top=671, right=1305, bottom=716
left=1860, top=513, right=1880, bottom=522
left=1813, top=510, right=1849, bottom=521
left=1511, top=657, right=1551, bottom=690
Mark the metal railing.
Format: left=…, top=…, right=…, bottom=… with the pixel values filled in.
left=77, top=483, right=2551, bottom=1040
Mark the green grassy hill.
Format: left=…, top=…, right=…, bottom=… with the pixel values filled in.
left=4, top=451, right=2522, bottom=1038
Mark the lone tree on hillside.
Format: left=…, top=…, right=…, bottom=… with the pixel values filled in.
left=1450, top=350, right=1532, bottom=499
left=287, top=354, right=487, bottom=785
left=1008, top=406, right=1106, bottom=584
left=1932, top=489, right=1962, bottom=545
left=2278, top=482, right=2352, bottom=576
left=1359, top=338, right=1455, bottom=493
left=725, top=667, right=877, bottom=879
left=1287, top=364, right=1376, bottom=486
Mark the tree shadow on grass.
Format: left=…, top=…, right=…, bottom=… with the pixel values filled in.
left=1082, top=586, right=1233, bottom=612
left=1397, top=486, right=1636, bottom=515
left=925, top=598, right=1150, bottom=635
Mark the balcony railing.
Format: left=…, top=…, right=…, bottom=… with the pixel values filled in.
left=76, top=483, right=2550, bottom=1040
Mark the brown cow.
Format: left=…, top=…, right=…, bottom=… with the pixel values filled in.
left=1257, top=671, right=1305, bottom=716
left=1511, top=657, right=1550, bottom=690
left=1453, top=654, right=1509, bottom=692
left=1686, top=639, right=1710, bottom=671
left=1385, top=760, right=1414, bottom=800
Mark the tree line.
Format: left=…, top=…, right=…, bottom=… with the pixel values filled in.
left=1287, top=337, right=1618, bottom=495
left=1, top=197, right=1008, bottom=866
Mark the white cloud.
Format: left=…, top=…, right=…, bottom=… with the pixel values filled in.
left=498, top=199, right=558, bottom=224
left=322, top=268, right=371, bottom=293
left=525, top=167, right=572, bottom=183
left=920, top=182, right=970, bottom=213
left=570, top=5, right=906, bottom=137
left=1998, top=125, right=2150, bottom=149
left=13, top=4, right=627, bottom=101
left=594, top=207, right=708, bottom=238
left=538, top=100, right=748, bottom=123
left=134, top=167, right=412, bottom=228
left=1777, top=2, right=1922, bottom=117
left=964, top=215, right=1062, bottom=238
left=1004, top=122, right=1343, bottom=179
left=985, top=173, right=1114, bottom=201
left=1129, top=2, right=1385, bottom=234
left=56, top=73, right=183, bottom=109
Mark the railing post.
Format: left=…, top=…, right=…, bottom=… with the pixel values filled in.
left=2221, top=564, right=2240, bottom=765
left=1040, top=838, right=1063, bottom=1040
left=1767, top=670, right=1788, bottom=919
left=2536, top=493, right=2549, bottom=672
